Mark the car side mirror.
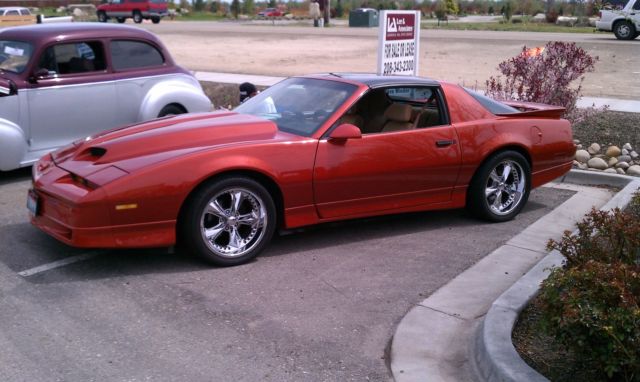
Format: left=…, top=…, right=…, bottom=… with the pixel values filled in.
left=328, top=123, right=362, bottom=142
left=0, top=78, right=17, bottom=96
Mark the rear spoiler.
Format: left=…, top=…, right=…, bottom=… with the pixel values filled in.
left=497, top=101, right=566, bottom=119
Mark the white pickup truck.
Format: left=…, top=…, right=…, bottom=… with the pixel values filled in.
left=596, top=0, right=640, bottom=40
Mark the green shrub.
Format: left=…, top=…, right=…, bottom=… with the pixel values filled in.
left=539, top=203, right=640, bottom=381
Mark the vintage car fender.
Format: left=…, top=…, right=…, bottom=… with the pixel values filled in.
left=0, top=118, right=28, bottom=171
left=137, top=78, right=213, bottom=121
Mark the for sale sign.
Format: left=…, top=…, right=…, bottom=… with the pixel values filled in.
left=377, top=10, right=420, bottom=76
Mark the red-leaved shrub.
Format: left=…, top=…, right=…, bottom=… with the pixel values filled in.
left=485, top=41, right=598, bottom=123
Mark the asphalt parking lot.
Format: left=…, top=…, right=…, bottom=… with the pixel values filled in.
left=0, top=168, right=575, bottom=381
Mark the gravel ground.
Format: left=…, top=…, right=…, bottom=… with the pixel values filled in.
left=573, top=111, right=640, bottom=150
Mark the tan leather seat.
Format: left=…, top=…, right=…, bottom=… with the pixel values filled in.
left=413, top=109, right=441, bottom=128
left=381, top=103, right=414, bottom=133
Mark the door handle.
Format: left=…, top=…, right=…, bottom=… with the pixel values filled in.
left=436, top=139, right=455, bottom=147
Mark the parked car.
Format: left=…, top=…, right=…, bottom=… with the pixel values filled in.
left=0, top=7, right=31, bottom=16
left=29, top=74, right=575, bottom=266
left=257, top=8, right=284, bottom=17
left=97, top=0, right=168, bottom=24
left=596, top=0, right=640, bottom=40
left=0, top=23, right=212, bottom=171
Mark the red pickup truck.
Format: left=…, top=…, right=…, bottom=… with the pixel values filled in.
left=97, top=0, right=168, bottom=24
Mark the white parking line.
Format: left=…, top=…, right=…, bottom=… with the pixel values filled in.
left=18, top=252, right=99, bottom=277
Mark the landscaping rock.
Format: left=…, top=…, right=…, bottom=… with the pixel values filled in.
left=623, top=143, right=633, bottom=151
left=587, top=157, right=608, bottom=170
left=622, top=149, right=629, bottom=155
left=604, top=168, right=617, bottom=174
left=616, top=168, right=626, bottom=175
left=608, top=157, right=618, bottom=167
left=631, top=151, right=639, bottom=160
left=587, top=143, right=601, bottom=155
left=606, top=146, right=621, bottom=157
left=627, top=165, right=640, bottom=176
left=575, top=149, right=590, bottom=163
left=618, top=155, right=632, bottom=163
left=577, top=163, right=588, bottom=170
left=616, top=162, right=630, bottom=169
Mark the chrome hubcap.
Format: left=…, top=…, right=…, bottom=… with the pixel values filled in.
left=618, top=24, right=631, bottom=37
left=484, top=160, right=526, bottom=216
left=200, top=188, right=267, bottom=258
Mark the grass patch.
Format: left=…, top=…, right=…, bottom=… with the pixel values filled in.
left=174, top=12, right=226, bottom=21
left=422, top=22, right=598, bottom=34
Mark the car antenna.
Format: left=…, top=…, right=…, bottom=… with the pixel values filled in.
left=328, top=73, right=342, bottom=78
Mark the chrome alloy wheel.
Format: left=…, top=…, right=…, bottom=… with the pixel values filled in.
left=200, top=188, right=267, bottom=258
left=484, top=160, right=526, bottom=216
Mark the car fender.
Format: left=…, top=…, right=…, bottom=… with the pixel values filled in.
left=137, top=78, right=213, bottom=121
left=0, top=118, right=28, bottom=171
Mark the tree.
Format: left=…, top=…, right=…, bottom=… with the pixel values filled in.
left=336, top=0, right=344, bottom=17
left=231, top=0, right=240, bottom=17
left=209, top=1, right=220, bottom=13
left=243, top=0, right=255, bottom=14
left=444, top=0, right=458, bottom=15
left=194, top=0, right=205, bottom=12
left=503, top=0, right=513, bottom=21
left=268, top=0, right=276, bottom=7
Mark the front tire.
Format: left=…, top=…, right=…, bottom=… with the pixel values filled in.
left=116, top=17, right=126, bottom=23
left=467, top=151, right=530, bottom=222
left=151, top=16, right=160, bottom=24
left=97, top=11, right=107, bottom=22
left=133, top=10, right=143, bottom=23
left=182, top=177, right=277, bottom=266
left=613, top=20, right=635, bottom=40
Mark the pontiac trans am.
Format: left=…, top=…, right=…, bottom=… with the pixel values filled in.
left=29, top=74, right=575, bottom=266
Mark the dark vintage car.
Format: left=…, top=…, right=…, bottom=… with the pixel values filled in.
left=0, top=23, right=212, bottom=171
left=29, top=74, right=575, bottom=266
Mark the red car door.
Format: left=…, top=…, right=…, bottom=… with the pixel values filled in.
left=313, top=125, right=461, bottom=219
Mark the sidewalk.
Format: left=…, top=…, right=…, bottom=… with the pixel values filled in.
left=194, top=71, right=640, bottom=113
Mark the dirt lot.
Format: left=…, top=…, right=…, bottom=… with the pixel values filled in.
left=142, top=21, right=640, bottom=100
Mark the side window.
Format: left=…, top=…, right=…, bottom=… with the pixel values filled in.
left=38, top=41, right=106, bottom=75
left=7, top=10, right=20, bottom=15
left=338, top=86, right=446, bottom=135
left=634, top=0, right=640, bottom=10
left=20, top=9, right=31, bottom=15
left=111, top=40, right=164, bottom=71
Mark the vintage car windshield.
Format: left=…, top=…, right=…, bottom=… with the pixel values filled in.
left=0, top=40, right=33, bottom=74
left=235, top=77, right=357, bottom=137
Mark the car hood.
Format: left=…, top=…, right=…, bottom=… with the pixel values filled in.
left=53, top=111, right=280, bottom=176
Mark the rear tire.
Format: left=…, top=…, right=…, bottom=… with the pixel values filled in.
left=151, top=16, right=160, bottom=24
left=133, top=11, right=143, bottom=23
left=181, top=177, right=277, bottom=266
left=158, top=104, right=186, bottom=117
left=467, top=151, right=531, bottom=222
left=97, top=11, right=107, bottom=22
left=613, top=20, right=635, bottom=40
left=116, top=17, right=126, bottom=23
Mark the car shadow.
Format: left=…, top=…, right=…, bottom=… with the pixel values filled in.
left=0, top=167, right=32, bottom=186
left=5, top=187, right=566, bottom=285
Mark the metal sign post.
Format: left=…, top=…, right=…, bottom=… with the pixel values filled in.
left=377, top=10, right=421, bottom=76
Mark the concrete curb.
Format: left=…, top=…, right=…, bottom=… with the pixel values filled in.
left=470, top=171, right=640, bottom=382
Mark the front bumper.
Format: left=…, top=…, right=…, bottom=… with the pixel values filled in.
left=29, top=161, right=176, bottom=249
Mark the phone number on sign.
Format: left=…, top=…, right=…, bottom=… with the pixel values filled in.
left=383, top=59, right=414, bottom=75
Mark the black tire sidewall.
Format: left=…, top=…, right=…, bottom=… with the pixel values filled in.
left=133, top=11, right=142, bottom=23
left=98, top=12, right=107, bottom=22
left=614, top=21, right=634, bottom=40
left=158, top=104, right=185, bottom=117
left=467, top=151, right=531, bottom=222
left=182, top=177, right=277, bottom=266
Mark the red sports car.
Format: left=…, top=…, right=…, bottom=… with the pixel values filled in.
left=29, top=74, right=574, bottom=266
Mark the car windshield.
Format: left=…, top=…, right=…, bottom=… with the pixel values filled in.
left=234, top=77, right=357, bottom=136
left=0, top=40, right=33, bottom=74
